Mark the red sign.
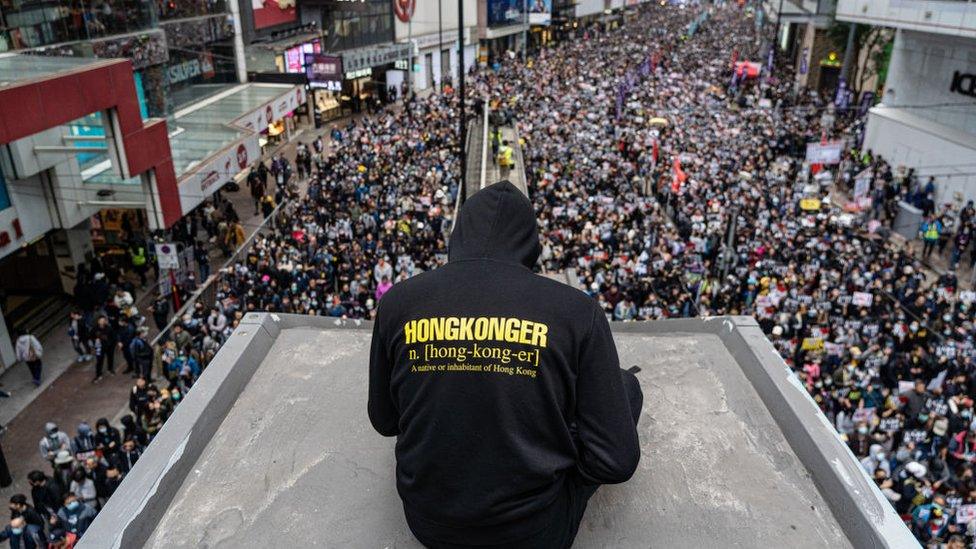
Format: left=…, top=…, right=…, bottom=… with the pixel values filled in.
left=394, top=0, right=415, bottom=23
left=237, top=143, right=249, bottom=170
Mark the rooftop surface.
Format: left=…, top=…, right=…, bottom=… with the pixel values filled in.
left=168, top=83, right=295, bottom=176
left=79, top=315, right=916, bottom=548
left=145, top=326, right=848, bottom=548
left=0, top=54, right=107, bottom=88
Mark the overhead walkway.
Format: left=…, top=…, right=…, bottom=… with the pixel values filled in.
left=81, top=314, right=915, bottom=548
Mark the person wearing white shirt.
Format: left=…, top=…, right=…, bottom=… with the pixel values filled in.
left=15, top=330, right=43, bottom=386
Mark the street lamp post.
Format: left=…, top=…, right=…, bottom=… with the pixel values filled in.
left=458, top=0, right=466, bottom=200
left=438, top=0, right=443, bottom=92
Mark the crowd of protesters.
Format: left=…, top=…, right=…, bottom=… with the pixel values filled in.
left=6, top=2, right=974, bottom=547
left=492, top=4, right=976, bottom=546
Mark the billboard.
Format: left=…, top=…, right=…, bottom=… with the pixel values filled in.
left=487, top=0, right=524, bottom=27
left=307, top=54, right=343, bottom=91
left=529, top=0, right=552, bottom=25
left=252, top=0, right=297, bottom=30
left=529, top=0, right=551, bottom=25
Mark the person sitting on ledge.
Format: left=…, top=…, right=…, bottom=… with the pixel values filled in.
left=369, top=181, right=643, bottom=549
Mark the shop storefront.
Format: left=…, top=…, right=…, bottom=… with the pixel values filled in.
left=338, top=42, right=411, bottom=111
left=306, top=54, right=345, bottom=124
left=484, top=0, right=528, bottom=61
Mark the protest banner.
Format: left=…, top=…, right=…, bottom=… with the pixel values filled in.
left=801, top=337, right=824, bottom=352
left=800, top=198, right=821, bottom=211
left=852, top=292, right=873, bottom=307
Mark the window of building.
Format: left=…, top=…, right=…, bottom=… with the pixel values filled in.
left=0, top=0, right=157, bottom=50
left=321, top=0, right=393, bottom=52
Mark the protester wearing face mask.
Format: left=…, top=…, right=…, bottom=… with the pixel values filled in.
left=0, top=516, right=43, bottom=549
left=37, top=424, right=69, bottom=470
left=93, top=418, right=121, bottom=462
left=53, top=494, right=95, bottom=538
left=7, top=495, right=45, bottom=535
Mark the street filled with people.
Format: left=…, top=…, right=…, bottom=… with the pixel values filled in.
left=8, top=2, right=975, bottom=546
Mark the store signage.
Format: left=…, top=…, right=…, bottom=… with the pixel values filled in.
left=394, top=0, right=415, bottom=23
left=166, top=54, right=216, bottom=85
left=950, top=71, right=976, bottom=99
left=341, top=43, right=411, bottom=73
left=345, top=67, right=373, bottom=80
left=307, top=54, right=343, bottom=91
left=0, top=218, right=23, bottom=248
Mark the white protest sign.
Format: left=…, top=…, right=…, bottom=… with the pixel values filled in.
left=155, top=243, right=180, bottom=270
left=852, top=292, right=873, bottom=307
left=853, top=168, right=872, bottom=199
left=805, top=141, right=844, bottom=164
left=957, top=504, right=976, bottom=524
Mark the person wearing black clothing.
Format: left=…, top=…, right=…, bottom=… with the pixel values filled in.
left=92, top=316, right=117, bottom=382
left=93, top=418, right=121, bottom=462
left=119, top=415, right=148, bottom=448
left=112, top=440, right=142, bottom=474
left=128, top=378, right=150, bottom=418
left=25, top=472, right=61, bottom=520
left=149, top=295, right=170, bottom=332
left=369, top=182, right=642, bottom=549
left=194, top=240, right=211, bottom=281
left=116, top=317, right=137, bottom=375
left=8, top=495, right=45, bottom=534
left=129, top=328, right=154, bottom=381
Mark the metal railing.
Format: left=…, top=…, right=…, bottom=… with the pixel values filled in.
left=149, top=198, right=291, bottom=347
left=480, top=104, right=490, bottom=190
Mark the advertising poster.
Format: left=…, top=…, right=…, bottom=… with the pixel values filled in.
left=488, top=0, right=525, bottom=27
left=252, top=0, right=297, bottom=30
left=529, top=0, right=551, bottom=25
left=307, top=54, right=343, bottom=91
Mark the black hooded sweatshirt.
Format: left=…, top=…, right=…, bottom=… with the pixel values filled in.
left=369, top=181, right=640, bottom=546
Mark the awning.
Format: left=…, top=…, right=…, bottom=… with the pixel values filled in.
left=170, top=83, right=307, bottom=216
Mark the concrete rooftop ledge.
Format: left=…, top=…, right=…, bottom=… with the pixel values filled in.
left=78, top=315, right=917, bottom=548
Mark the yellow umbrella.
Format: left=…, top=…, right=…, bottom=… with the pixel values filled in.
left=649, top=117, right=669, bottom=127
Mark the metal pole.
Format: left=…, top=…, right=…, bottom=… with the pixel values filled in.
left=771, top=0, right=784, bottom=64
left=228, top=0, right=247, bottom=83
left=407, top=16, right=413, bottom=97
left=459, top=0, right=467, bottom=200
left=523, top=0, right=528, bottom=62
left=438, top=0, right=443, bottom=93
left=840, top=22, right=857, bottom=90
left=721, top=207, right=738, bottom=279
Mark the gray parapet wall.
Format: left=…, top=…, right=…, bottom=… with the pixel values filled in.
left=78, top=314, right=918, bottom=548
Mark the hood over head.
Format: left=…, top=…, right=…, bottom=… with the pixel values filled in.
left=449, top=181, right=541, bottom=268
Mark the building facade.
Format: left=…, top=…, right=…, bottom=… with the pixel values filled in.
left=837, top=0, right=976, bottom=206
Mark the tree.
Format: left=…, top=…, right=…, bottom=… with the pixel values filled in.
left=827, top=20, right=893, bottom=97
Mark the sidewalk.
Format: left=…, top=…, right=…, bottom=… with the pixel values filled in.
left=0, top=115, right=354, bottom=501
